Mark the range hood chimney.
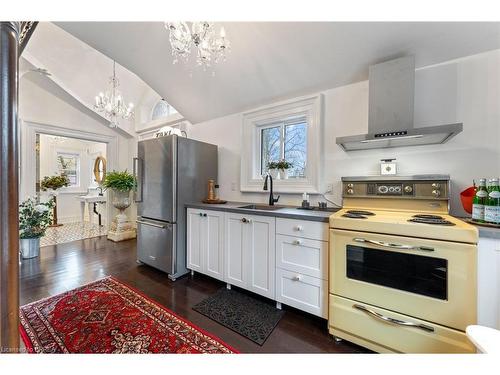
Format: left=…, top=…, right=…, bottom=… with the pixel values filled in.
left=336, top=56, right=463, bottom=151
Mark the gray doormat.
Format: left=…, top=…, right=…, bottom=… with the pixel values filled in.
left=193, top=288, right=285, bottom=345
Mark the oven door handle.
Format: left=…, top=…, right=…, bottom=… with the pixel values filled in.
left=353, top=304, right=435, bottom=333
left=353, top=238, right=434, bottom=252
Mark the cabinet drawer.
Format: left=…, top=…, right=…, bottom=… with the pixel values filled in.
left=329, top=295, right=475, bottom=353
left=276, top=234, right=328, bottom=279
left=276, top=268, right=327, bottom=318
left=276, top=218, right=328, bottom=241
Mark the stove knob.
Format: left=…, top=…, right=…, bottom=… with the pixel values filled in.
left=347, top=188, right=354, bottom=195
left=432, top=189, right=441, bottom=197
left=347, top=183, right=354, bottom=189
left=431, top=183, right=441, bottom=189
left=404, top=185, right=413, bottom=193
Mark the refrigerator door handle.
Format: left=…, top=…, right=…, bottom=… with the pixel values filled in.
left=133, top=157, right=143, bottom=203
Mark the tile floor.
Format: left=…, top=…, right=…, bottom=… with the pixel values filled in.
left=41, top=221, right=107, bottom=246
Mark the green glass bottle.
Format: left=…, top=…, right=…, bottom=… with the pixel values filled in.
left=485, top=178, right=500, bottom=224
left=472, top=178, right=488, bottom=222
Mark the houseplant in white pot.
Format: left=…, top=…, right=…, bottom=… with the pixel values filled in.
left=19, top=197, right=54, bottom=259
left=102, top=170, right=137, bottom=242
left=266, top=161, right=279, bottom=179
left=276, top=159, right=293, bottom=179
left=40, top=174, right=70, bottom=227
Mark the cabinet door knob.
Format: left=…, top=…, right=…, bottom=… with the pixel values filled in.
left=199, top=212, right=203, bottom=217
left=241, top=218, right=252, bottom=223
left=294, top=225, right=303, bottom=231
left=292, top=275, right=302, bottom=281
left=292, top=239, right=302, bottom=245
left=203, top=213, right=207, bottom=217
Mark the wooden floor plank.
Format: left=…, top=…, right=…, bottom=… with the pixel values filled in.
left=19, top=236, right=369, bottom=353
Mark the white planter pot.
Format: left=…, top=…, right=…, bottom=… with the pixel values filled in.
left=269, top=169, right=279, bottom=179
left=279, top=169, right=289, bottom=179
left=20, top=237, right=40, bottom=259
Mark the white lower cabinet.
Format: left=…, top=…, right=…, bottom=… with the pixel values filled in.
left=187, top=208, right=328, bottom=317
left=276, top=268, right=328, bottom=317
left=225, top=212, right=276, bottom=299
left=186, top=209, right=224, bottom=282
left=478, top=236, right=500, bottom=329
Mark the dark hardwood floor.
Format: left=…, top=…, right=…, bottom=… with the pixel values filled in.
left=19, top=236, right=369, bottom=353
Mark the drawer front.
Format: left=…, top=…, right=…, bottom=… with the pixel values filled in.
left=329, top=295, right=475, bottom=353
left=276, top=269, right=327, bottom=318
left=276, top=218, right=328, bottom=241
left=276, top=234, right=328, bottom=279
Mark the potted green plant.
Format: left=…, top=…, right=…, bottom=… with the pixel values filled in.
left=276, top=159, right=293, bottom=179
left=266, top=161, right=279, bottom=179
left=102, top=170, right=137, bottom=242
left=19, top=197, right=54, bottom=259
left=41, top=174, right=70, bottom=227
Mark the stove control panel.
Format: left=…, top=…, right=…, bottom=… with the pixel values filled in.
left=342, top=177, right=449, bottom=200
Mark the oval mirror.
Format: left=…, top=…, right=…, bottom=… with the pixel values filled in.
left=93, top=156, right=107, bottom=184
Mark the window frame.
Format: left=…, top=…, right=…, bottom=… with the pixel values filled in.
left=241, top=94, right=324, bottom=194
left=55, top=151, right=81, bottom=190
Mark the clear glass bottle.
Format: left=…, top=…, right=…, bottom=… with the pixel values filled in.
left=472, top=178, right=488, bottom=222
left=485, top=178, right=500, bottom=224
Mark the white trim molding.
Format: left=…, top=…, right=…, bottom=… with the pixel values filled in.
left=240, top=94, right=324, bottom=194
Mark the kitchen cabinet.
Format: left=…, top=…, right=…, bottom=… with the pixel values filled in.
left=275, top=218, right=329, bottom=318
left=225, top=212, right=276, bottom=299
left=186, top=209, right=224, bottom=282
left=478, top=236, right=500, bottom=329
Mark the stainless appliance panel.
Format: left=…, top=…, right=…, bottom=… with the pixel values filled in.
left=137, top=137, right=175, bottom=222
left=137, top=217, right=175, bottom=274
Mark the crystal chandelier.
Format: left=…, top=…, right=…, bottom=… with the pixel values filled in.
left=165, top=22, right=230, bottom=67
left=94, top=61, right=134, bottom=128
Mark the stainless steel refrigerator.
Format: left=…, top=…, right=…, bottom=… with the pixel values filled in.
left=134, top=135, right=217, bottom=281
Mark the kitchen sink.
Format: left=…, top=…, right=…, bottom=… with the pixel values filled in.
left=237, top=204, right=286, bottom=211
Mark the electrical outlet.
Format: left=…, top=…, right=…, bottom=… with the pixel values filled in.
left=231, top=182, right=237, bottom=191
left=325, top=183, right=334, bottom=194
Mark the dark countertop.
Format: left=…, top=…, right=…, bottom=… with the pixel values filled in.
left=185, top=201, right=338, bottom=223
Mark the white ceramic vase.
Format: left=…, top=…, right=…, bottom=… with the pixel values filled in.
left=269, top=169, right=279, bottom=179
left=279, top=169, right=289, bottom=179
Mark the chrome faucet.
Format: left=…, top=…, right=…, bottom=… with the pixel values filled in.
left=263, top=173, right=280, bottom=205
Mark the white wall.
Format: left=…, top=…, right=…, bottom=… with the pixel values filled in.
left=187, top=49, right=500, bottom=216
left=19, top=76, right=137, bottom=225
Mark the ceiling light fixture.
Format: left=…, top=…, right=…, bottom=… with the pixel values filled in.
left=165, top=22, right=230, bottom=68
left=94, top=61, right=134, bottom=128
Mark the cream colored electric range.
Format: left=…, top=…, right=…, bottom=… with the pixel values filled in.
left=328, top=175, right=478, bottom=353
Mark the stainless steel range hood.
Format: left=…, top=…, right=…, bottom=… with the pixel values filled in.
left=336, top=56, right=463, bottom=151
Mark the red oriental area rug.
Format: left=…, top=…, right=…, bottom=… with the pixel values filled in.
left=19, top=276, right=238, bottom=354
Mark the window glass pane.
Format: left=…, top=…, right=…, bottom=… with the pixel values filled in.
left=57, top=153, right=79, bottom=187
left=260, top=126, right=281, bottom=175
left=284, top=122, right=307, bottom=178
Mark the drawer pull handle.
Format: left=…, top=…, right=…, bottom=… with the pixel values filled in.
left=353, top=304, right=434, bottom=333
left=292, top=239, right=302, bottom=245
left=294, top=225, right=303, bottom=231
left=353, top=238, right=434, bottom=252
left=292, top=275, right=302, bottom=281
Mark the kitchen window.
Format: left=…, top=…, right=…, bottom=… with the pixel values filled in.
left=241, top=94, right=323, bottom=193
left=259, top=117, right=307, bottom=178
left=56, top=152, right=80, bottom=187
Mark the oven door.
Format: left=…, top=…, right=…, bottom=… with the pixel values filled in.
left=330, top=229, right=477, bottom=330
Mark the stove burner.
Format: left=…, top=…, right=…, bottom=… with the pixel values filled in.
left=412, top=214, right=444, bottom=220
left=408, top=218, right=456, bottom=226
left=346, top=210, right=375, bottom=216
left=342, top=213, right=368, bottom=219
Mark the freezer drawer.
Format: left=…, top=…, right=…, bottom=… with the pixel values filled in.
left=137, top=218, right=175, bottom=274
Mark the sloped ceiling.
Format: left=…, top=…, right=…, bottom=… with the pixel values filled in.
left=23, top=22, right=162, bottom=136
left=57, top=22, right=500, bottom=124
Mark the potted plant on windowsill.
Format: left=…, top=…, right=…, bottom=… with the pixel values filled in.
left=19, top=197, right=54, bottom=259
left=266, top=161, right=279, bottom=179
left=102, top=170, right=137, bottom=242
left=276, top=159, right=293, bottom=179
left=41, top=174, right=70, bottom=227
